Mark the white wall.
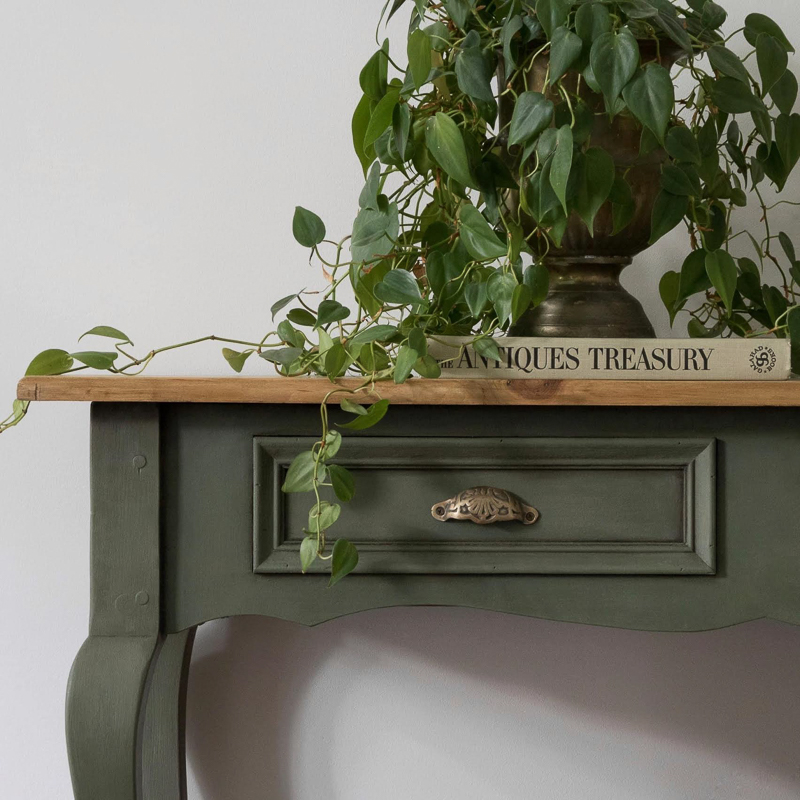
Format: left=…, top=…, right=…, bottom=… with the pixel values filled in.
left=1, top=1, right=799, bottom=797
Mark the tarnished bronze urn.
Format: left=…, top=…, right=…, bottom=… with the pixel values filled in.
left=500, top=41, right=681, bottom=338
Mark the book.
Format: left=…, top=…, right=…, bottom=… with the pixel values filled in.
left=428, top=337, right=792, bottom=381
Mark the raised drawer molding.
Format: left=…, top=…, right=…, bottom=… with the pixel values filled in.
left=254, top=437, right=716, bottom=575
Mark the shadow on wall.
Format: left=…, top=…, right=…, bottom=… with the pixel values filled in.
left=186, top=609, right=800, bottom=800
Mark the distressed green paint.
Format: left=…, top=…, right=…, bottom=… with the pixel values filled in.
left=141, top=629, right=196, bottom=800
left=64, top=401, right=800, bottom=799
left=88, top=403, right=160, bottom=637
left=67, top=404, right=162, bottom=800
left=67, top=635, right=160, bottom=800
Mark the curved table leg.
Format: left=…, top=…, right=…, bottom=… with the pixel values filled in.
left=141, top=628, right=198, bottom=800
left=66, top=634, right=160, bottom=800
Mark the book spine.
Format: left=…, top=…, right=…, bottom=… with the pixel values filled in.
left=428, top=338, right=792, bottom=381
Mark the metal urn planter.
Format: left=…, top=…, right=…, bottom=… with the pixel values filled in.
left=501, top=41, right=682, bottom=338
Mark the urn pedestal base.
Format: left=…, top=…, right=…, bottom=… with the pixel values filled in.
left=512, top=256, right=656, bottom=339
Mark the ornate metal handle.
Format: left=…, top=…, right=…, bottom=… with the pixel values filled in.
left=431, top=487, right=540, bottom=525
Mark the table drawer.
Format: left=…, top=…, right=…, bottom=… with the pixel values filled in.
left=253, top=437, right=715, bottom=575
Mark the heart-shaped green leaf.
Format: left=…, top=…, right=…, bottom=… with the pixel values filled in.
left=575, top=2, right=611, bottom=44
left=487, top=272, right=517, bottom=326
left=549, top=26, right=583, bottom=84
left=443, top=0, right=471, bottom=29
left=407, top=28, right=432, bottom=90
left=549, top=125, right=574, bottom=213
left=465, top=281, right=489, bottom=317
left=508, top=92, right=554, bottom=147
left=78, top=326, right=132, bottom=344
left=329, top=539, right=359, bottom=587
left=677, top=249, right=712, bottom=302
left=282, top=450, right=317, bottom=493
left=775, top=113, right=800, bottom=175
left=609, top=174, right=635, bottom=234
left=324, top=341, right=348, bottom=377
left=374, top=270, right=424, bottom=306
left=340, top=398, right=368, bottom=416
left=278, top=320, right=305, bottom=348
left=359, top=43, right=389, bottom=100
left=351, top=203, right=400, bottom=264
left=300, top=536, right=318, bottom=573
left=392, top=103, right=411, bottom=162
left=364, top=88, right=400, bottom=149
left=659, top=270, right=681, bottom=325
left=70, top=351, right=118, bottom=370
left=711, top=78, right=765, bottom=114
left=473, top=336, right=502, bottom=363
left=270, top=294, right=299, bottom=321
left=455, top=31, right=496, bottom=107
left=771, top=69, right=798, bottom=115
left=260, top=347, right=303, bottom=366
left=535, top=0, right=573, bottom=39
left=653, top=10, right=692, bottom=54
left=622, top=63, right=674, bottom=144
left=287, top=309, right=317, bottom=327
left=414, top=354, right=442, bottom=378
left=707, top=46, right=750, bottom=84
left=25, top=349, right=74, bottom=376
left=649, top=191, right=688, bottom=244
left=762, top=284, right=788, bottom=325
left=222, top=348, right=253, bottom=374
left=574, top=147, right=615, bottom=232
left=701, top=0, right=727, bottom=28
left=660, top=164, right=701, bottom=197
left=501, top=15, right=524, bottom=79
left=309, top=501, right=341, bottom=532
left=316, top=300, right=351, bottom=328
left=756, top=34, right=788, bottom=95
left=779, top=231, right=796, bottom=263
left=687, top=319, right=712, bottom=338
left=511, top=284, right=533, bottom=322
left=350, top=325, right=398, bottom=345
left=705, top=249, right=738, bottom=313
left=665, top=126, right=701, bottom=165
left=590, top=29, right=639, bottom=107
left=744, top=13, right=794, bottom=53
left=323, top=430, right=342, bottom=460
left=425, top=113, right=478, bottom=189
left=292, top=207, right=326, bottom=248
left=352, top=95, right=377, bottom=176
left=407, top=328, right=427, bottom=357
left=394, top=344, right=419, bottom=383
left=338, top=398, right=390, bottom=430
left=328, top=464, right=356, bottom=501
left=524, top=262, right=550, bottom=306
left=459, top=205, right=507, bottom=260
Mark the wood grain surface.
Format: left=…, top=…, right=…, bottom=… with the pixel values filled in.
left=16, top=375, right=800, bottom=406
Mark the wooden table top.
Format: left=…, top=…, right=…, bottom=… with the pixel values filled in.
left=16, top=375, right=800, bottom=406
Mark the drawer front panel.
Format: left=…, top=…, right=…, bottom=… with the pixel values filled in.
left=254, top=437, right=715, bottom=575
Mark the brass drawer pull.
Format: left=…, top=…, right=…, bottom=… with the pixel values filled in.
left=431, top=487, right=540, bottom=525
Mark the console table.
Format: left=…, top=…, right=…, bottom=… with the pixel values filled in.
left=16, top=376, right=800, bottom=800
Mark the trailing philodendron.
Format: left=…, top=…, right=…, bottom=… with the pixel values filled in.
left=7, top=0, right=800, bottom=583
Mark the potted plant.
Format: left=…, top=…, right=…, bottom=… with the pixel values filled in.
left=7, top=0, right=800, bottom=583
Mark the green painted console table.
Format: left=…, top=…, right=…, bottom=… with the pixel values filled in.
left=17, top=375, right=800, bottom=800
